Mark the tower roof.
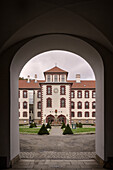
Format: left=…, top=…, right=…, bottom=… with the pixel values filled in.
left=44, top=66, right=68, bottom=74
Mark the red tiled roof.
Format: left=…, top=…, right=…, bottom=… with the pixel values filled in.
left=67, top=80, right=95, bottom=88
left=19, top=80, right=45, bottom=89
left=19, top=79, right=95, bottom=89
left=44, top=66, right=68, bottom=73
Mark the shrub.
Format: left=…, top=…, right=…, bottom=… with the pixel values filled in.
left=78, top=122, right=82, bottom=128
left=38, top=124, right=49, bottom=135
left=76, top=123, right=79, bottom=127
left=29, top=122, right=37, bottom=128
left=63, top=124, right=73, bottom=135
left=46, top=122, right=51, bottom=129
left=61, top=122, right=66, bottom=129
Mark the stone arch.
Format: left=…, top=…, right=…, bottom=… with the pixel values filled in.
left=57, top=114, right=66, bottom=124
left=46, top=114, right=55, bottom=124
left=10, top=34, right=104, bottom=162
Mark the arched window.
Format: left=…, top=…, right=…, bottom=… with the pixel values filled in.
left=77, top=112, right=82, bottom=117
left=60, top=98, right=66, bottom=107
left=23, top=112, right=27, bottom=117
left=85, top=90, right=89, bottom=98
left=85, top=112, right=89, bottom=117
left=71, top=91, right=75, bottom=98
left=47, top=98, right=52, bottom=107
left=37, top=102, right=41, bottom=109
left=23, top=90, right=27, bottom=98
left=71, top=112, right=75, bottom=117
left=19, top=90, right=20, bottom=98
left=77, top=90, right=82, bottom=98
left=23, top=101, right=27, bottom=109
left=37, top=112, right=41, bottom=117
left=85, top=101, right=89, bottom=109
left=60, top=86, right=66, bottom=95
left=37, top=91, right=41, bottom=98
left=46, top=86, right=52, bottom=95
left=92, top=101, right=96, bottom=109
left=71, top=101, right=74, bottom=109
left=92, top=90, right=96, bottom=98
left=92, top=112, right=96, bottom=117
left=78, top=101, right=82, bottom=109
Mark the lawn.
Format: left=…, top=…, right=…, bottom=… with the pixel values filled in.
left=72, top=127, right=95, bottom=134
left=19, top=126, right=40, bottom=134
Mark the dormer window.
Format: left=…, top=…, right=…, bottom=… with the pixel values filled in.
left=54, top=75, right=58, bottom=82
left=61, top=75, right=65, bottom=82
left=47, top=75, right=51, bottom=82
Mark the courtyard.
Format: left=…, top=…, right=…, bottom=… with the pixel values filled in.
left=6, top=126, right=107, bottom=169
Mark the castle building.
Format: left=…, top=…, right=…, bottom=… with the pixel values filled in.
left=19, top=66, right=96, bottom=125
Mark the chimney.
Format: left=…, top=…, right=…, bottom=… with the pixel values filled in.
left=76, top=74, right=81, bottom=83
left=27, top=75, right=30, bottom=83
left=35, top=74, right=37, bottom=83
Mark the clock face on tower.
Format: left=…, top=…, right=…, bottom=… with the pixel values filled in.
left=54, top=88, right=58, bottom=93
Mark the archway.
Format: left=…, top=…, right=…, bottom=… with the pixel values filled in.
left=10, top=34, right=104, bottom=164
left=46, top=114, right=55, bottom=124
left=57, top=115, right=66, bottom=124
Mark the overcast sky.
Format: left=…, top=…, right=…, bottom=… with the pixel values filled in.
left=19, top=50, right=95, bottom=80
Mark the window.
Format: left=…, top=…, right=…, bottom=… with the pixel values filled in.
left=92, top=91, right=96, bottom=98
left=23, top=91, right=27, bottom=98
left=92, top=101, right=96, bottom=109
left=77, top=112, right=82, bottom=117
left=47, top=75, right=51, bottom=82
left=61, top=75, right=65, bottom=82
left=78, top=101, right=82, bottom=109
left=37, top=91, right=41, bottom=98
left=71, top=112, right=75, bottom=117
left=71, top=102, right=74, bottom=109
left=23, top=101, right=27, bottom=109
left=71, top=91, right=74, bottom=98
left=92, top=112, right=96, bottom=117
left=60, top=98, right=66, bottom=107
left=85, top=101, right=89, bottom=109
left=19, top=102, right=20, bottom=109
left=85, top=112, right=89, bottom=117
left=23, top=112, right=27, bottom=117
left=46, top=86, right=52, bottom=95
left=54, top=75, right=58, bottom=82
left=37, top=102, right=41, bottom=109
left=19, top=112, right=20, bottom=117
left=37, top=112, right=41, bottom=117
left=47, top=98, right=52, bottom=107
left=19, top=90, right=20, bottom=98
left=77, top=91, right=82, bottom=98
left=60, top=86, right=66, bottom=95
left=85, top=91, right=89, bottom=98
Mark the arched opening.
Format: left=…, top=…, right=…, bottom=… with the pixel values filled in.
left=46, top=114, right=55, bottom=124
left=10, top=34, right=104, bottom=164
left=57, top=115, right=66, bottom=124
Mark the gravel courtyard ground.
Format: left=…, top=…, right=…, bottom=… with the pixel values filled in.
left=20, top=133, right=95, bottom=153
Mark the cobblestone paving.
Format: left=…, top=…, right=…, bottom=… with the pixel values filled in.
left=8, top=159, right=106, bottom=170
left=50, top=126, right=63, bottom=136
left=20, top=151, right=96, bottom=160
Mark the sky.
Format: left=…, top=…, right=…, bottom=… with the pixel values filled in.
left=19, top=50, right=95, bottom=80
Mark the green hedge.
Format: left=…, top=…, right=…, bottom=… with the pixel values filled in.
left=29, top=122, right=37, bottom=128
left=46, top=122, right=51, bottom=129
left=63, top=124, right=73, bottom=135
left=61, top=122, right=66, bottom=129
left=38, top=124, right=49, bottom=135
